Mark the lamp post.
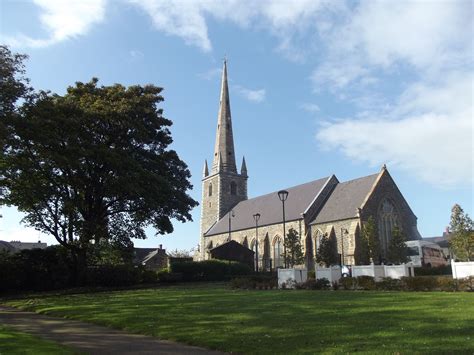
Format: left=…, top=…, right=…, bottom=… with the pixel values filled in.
left=228, top=210, right=235, bottom=241
left=253, top=213, right=261, bottom=272
left=278, top=190, right=289, bottom=268
left=340, top=228, right=348, bottom=265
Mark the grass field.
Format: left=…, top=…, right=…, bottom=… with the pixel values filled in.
left=4, top=284, right=474, bottom=354
left=0, top=326, right=75, bottom=355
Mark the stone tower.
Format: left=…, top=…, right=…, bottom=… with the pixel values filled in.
left=200, top=60, right=248, bottom=258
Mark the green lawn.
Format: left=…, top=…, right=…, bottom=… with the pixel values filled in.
left=0, top=326, right=75, bottom=355
left=4, top=284, right=474, bottom=354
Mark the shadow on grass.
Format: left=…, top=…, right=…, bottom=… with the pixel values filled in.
left=5, top=285, right=474, bottom=354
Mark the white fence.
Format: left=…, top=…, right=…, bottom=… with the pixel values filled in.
left=278, top=268, right=307, bottom=289
left=451, top=260, right=474, bottom=279
left=352, top=264, right=386, bottom=281
left=315, top=266, right=342, bottom=284
left=384, top=264, right=414, bottom=279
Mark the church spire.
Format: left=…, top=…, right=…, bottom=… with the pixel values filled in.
left=241, top=156, right=247, bottom=176
left=203, top=159, right=209, bottom=177
left=212, top=59, right=237, bottom=173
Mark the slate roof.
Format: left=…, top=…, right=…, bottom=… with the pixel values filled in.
left=134, top=248, right=159, bottom=264
left=205, top=177, right=331, bottom=236
left=310, top=173, right=379, bottom=224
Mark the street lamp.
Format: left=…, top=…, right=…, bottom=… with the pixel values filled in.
left=278, top=190, right=289, bottom=268
left=340, top=228, right=348, bottom=265
left=228, top=210, right=235, bottom=241
left=253, top=213, right=261, bottom=272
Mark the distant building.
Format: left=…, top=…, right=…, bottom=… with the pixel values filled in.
left=199, top=61, right=422, bottom=269
left=134, top=244, right=168, bottom=270
left=423, top=229, right=451, bottom=260
left=8, top=240, right=47, bottom=251
left=0, top=240, right=17, bottom=253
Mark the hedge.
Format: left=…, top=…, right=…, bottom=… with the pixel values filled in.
left=170, top=260, right=252, bottom=281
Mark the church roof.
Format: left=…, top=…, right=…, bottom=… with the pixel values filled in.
left=204, top=176, right=331, bottom=236
left=310, top=173, right=379, bottom=224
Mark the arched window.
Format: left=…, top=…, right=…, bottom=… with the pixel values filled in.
left=250, top=238, right=257, bottom=269
left=208, top=183, right=213, bottom=197
left=273, top=236, right=283, bottom=268
left=242, top=236, right=249, bottom=248
left=378, top=199, right=399, bottom=257
left=230, top=181, right=237, bottom=195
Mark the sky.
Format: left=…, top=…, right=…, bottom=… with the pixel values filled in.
left=0, top=0, right=472, bottom=252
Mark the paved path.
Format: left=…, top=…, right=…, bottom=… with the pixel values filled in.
left=0, top=306, right=225, bottom=354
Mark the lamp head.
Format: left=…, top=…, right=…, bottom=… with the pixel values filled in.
left=253, top=213, right=261, bottom=222
left=278, top=190, right=289, bottom=202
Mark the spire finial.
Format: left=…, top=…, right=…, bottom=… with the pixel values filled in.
left=241, top=156, right=247, bottom=176
left=203, top=160, right=209, bottom=177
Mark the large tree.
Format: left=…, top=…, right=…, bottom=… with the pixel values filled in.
left=1, top=78, right=198, bottom=281
left=387, top=226, right=409, bottom=264
left=1, top=46, right=32, bottom=204
left=316, top=231, right=338, bottom=267
left=283, top=228, right=304, bottom=268
left=449, top=204, right=474, bottom=261
left=361, top=216, right=381, bottom=264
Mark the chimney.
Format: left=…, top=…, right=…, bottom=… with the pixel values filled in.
left=159, top=244, right=162, bottom=250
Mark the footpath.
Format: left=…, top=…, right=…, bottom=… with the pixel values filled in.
left=0, top=306, right=225, bottom=354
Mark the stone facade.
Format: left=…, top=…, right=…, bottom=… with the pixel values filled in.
left=199, top=62, right=421, bottom=266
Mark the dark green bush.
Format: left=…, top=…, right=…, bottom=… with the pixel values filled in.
left=376, top=277, right=403, bottom=291
left=307, top=270, right=315, bottom=280
left=171, top=260, right=252, bottom=281
left=230, top=274, right=277, bottom=290
left=415, top=265, right=451, bottom=276
left=340, top=277, right=356, bottom=290
left=401, top=276, right=438, bottom=291
left=356, top=276, right=376, bottom=290
left=86, top=265, right=142, bottom=287
left=296, top=278, right=331, bottom=290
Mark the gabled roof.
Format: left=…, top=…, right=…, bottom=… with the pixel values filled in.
left=310, top=173, right=379, bottom=224
left=205, top=177, right=331, bottom=236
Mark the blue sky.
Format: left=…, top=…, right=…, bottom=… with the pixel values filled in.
left=1, top=0, right=472, bottom=252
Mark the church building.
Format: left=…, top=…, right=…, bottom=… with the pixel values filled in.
left=199, top=61, right=421, bottom=268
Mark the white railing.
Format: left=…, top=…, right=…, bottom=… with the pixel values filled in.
left=451, top=260, right=474, bottom=279
left=315, top=265, right=341, bottom=284
left=278, top=268, right=307, bottom=289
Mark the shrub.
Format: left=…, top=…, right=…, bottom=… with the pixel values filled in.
left=307, top=270, right=315, bottom=280
left=86, top=265, right=142, bottom=287
left=340, top=277, right=356, bottom=290
left=170, top=260, right=252, bottom=282
left=230, top=274, right=277, bottom=290
left=295, top=278, right=331, bottom=290
left=356, top=276, right=376, bottom=290
left=401, top=276, right=438, bottom=291
left=376, top=277, right=403, bottom=291
left=415, top=265, right=452, bottom=276
left=458, top=276, right=474, bottom=291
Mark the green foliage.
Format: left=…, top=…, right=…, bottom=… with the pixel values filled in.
left=1, top=78, right=198, bottom=283
left=354, top=226, right=370, bottom=265
left=356, top=276, right=377, bottom=290
left=340, top=277, right=357, bottom=290
left=449, top=204, right=474, bottom=261
left=230, top=274, right=277, bottom=290
left=376, top=277, right=403, bottom=291
left=316, top=232, right=338, bottom=267
left=387, top=226, right=409, bottom=264
left=307, top=270, right=315, bottom=279
left=295, top=278, right=331, bottom=290
left=362, top=216, right=381, bottom=264
left=415, top=265, right=452, bottom=276
left=170, top=260, right=252, bottom=281
left=283, top=228, right=304, bottom=267
left=401, top=276, right=444, bottom=291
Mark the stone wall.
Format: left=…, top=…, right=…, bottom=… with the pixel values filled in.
left=310, top=218, right=360, bottom=266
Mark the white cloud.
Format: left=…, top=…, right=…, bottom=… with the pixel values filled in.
left=129, top=0, right=334, bottom=54
left=312, top=1, right=472, bottom=90
left=4, top=0, right=106, bottom=48
left=316, top=73, right=473, bottom=188
left=129, top=50, right=144, bottom=59
left=197, top=67, right=222, bottom=81
left=234, top=85, right=266, bottom=103
left=299, top=103, right=320, bottom=113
